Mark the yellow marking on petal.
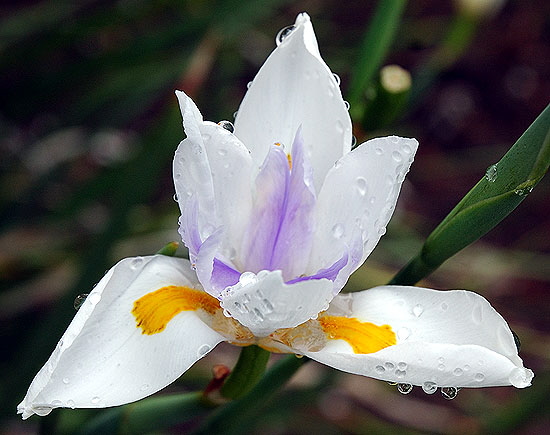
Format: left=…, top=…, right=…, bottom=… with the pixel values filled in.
left=132, top=286, right=220, bottom=335
left=319, top=316, right=396, bottom=354
left=286, top=153, right=292, bottom=170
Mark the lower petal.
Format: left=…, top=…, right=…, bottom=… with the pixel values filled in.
left=302, top=286, right=533, bottom=388
left=17, top=256, right=225, bottom=419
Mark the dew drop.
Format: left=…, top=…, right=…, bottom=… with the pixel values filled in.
left=422, top=381, right=438, bottom=394
left=33, top=405, right=53, bottom=416
left=391, top=151, right=403, bottom=162
left=375, top=147, right=384, bottom=155
left=343, top=100, right=350, bottom=110
left=197, top=344, right=211, bottom=358
left=438, top=357, right=445, bottom=364
left=218, top=120, right=234, bottom=133
left=384, top=362, right=395, bottom=370
left=172, top=193, right=178, bottom=202
left=253, top=308, right=264, bottom=321
left=375, top=365, right=386, bottom=374
left=397, top=362, right=408, bottom=371
left=397, top=327, right=410, bottom=341
left=88, top=292, right=101, bottom=305
left=508, top=367, right=533, bottom=388
left=73, top=294, right=88, bottom=310
left=351, top=135, right=357, bottom=148
left=441, top=302, right=448, bottom=311
left=453, top=368, right=464, bottom=377
left=91, top=396, right=100, bottom=404
left=355, top=177, right=368, bottom=196
left=441, top=386, right=459, bottom=400
left=514, top=185, right=533, bottom=196
left=412, top=304, right=424, bottom=317
left=233, top=111, right=239, bottom=119
left=247, top=81, right=253, bottom=89
left=331, top=223, right=345, bottom=239
left=275, top=25, right=295, bottom=45
left=438, top=364, right=446, bottom=371
left=400, top=143, right=412, bottom=154
left=395, top=369, right=406, bottom=379
left=397, top=383, right=413, bottom=394
left=131, top=257, right=144, bottom=269
left=62, top=377, right=70, bottom=385
left=485, top=164, right=498, bottom=182
left=261, top=298, right=274, bottom=313
left=67, top=400, right=76, bottom=408
left=474, top=372, right=485, bottom=382
left=332, top=73, right=341, bottom=86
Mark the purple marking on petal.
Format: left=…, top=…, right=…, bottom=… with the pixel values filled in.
left=241, top=144, right=289, bottom=273
left=180, top=195, right=202, bottom=259
left=287, top=252, right=348, bottom=284
left=195, top=229, right=224, bottom=297
left=210, top=258, right=241, bottom=293
left=269, top=127, right=316, bottom=279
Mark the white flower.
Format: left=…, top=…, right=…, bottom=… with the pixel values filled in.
left=18, top=13, right=532, bottom=420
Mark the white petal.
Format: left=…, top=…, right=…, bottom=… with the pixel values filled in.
left=220, top=270, right=333, bottom=337
left=305, top=286, right=533, bottom=388
left=308, top=136, right=418, bottom=276
left=174, top=91, right=254, bottom=250
left=17, top=256, right=225, bottom=419
left=233, top=12, right=352, bottom=191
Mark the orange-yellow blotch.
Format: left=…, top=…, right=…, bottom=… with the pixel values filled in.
left=132, top=286, right=220, bottom=335
left=286, top=153, right=292, bottom=170
left=319, top=315, right=396, bottom=354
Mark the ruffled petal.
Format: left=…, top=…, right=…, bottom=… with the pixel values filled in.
left=17, top=256, right=225, bottom=419
left=304, top=286, right=533, bottom=389
left=219, top=270, right=333, bottom=337
left=174, top=91, right=254, bottom=255
left=233, top=12, right=352, bottom=191
left=308, top=136, right=418, bottom=281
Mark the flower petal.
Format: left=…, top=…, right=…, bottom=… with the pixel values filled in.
left=174, top=91, right=254, bottom=255
left=17, top=256, right=225, bottom=419
left=234, top=12, right=352, bottom=191
left=304, top=286, right=533, bottom=388
left=308, top=136, right=418, bottom=281
left=220, top=270, right=333, bottom=337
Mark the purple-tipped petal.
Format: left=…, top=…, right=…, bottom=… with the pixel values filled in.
left=210, top=258, right=241, bottom=294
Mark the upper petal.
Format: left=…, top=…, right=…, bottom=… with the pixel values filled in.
left=304, top=286, right=533, bottom=389
left=308, top=136, right=418, bottom=280
left=17, top=256, right=225, bottom=419
left=219, top=270, right=333, bottom=337
left=233, top=12, right=352, bottom=191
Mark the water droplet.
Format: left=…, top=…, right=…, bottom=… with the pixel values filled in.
left=400, top=143, right=412, bottom=154
left=88, top=292, right=101, bottom=305
left=508, top=367, right=533, bottom=388
left=218, top=120, right=234, bottom=133
left=91, top=396, right=100, bottom=404
left=275, top=25, right=295, bottom=45
left=253, top=308, right=264, bottom=321
left=375, top=365, right=385, bottom=374
left=355, top=177, right=368, bottom=196
left=131, top=257, right=144, bottom=269
left=140, top=383, right=150, bottom=391
left=197, top=344, right=211, bottom=358
left=247, top=81, right=253, bottom=89
left=391, top=151, right=403, bottom=162
left=233, top=111, right=239, bottom=119
left=441, top=302, right=448, bottom=311
left=377, top=226, right=387, bottom=236
left=67, top=400, right=76, bottom=408
left=485, top=164, right=498, bottom=182
left=332, top=73, right=341, bottom=86
left=351, top=135, right=357, bottom=148
left=397, top=383, right=413, bottom=394
left=389, top=136, right=400, bottom=144
left=395, top=369, right=406, bottom=378
left=172, top=193, right=178, bottom=202
left=472, top=304, right=483, bottom=324
left=73, top=294, right=88, bottom=310
left=384, top=362, right=395, bottom=370
left=438, top=364, right=446, bottom=371
left=453, top=368, right=464, bottom=376
left=331, top=223, right=345, bottom=239
left=463, top=364, right=471, bottom=371
left=397, top=327, right=410, bottom=341
left=412, top=304, right=424, bottom=317
left=474, top=372, right=485, bottom=382
left=514, top=185, right=533, bottom=196
left=261, top=298, right=274, bottom=313
left=33, top=405, right=53, bottom=416
left=375, top=147, right=384, bottom=155
left=397, top=362, right=408, bottom=370
left=422, top=381, right=438, bottom=394
left=441, top=386, right=459, bottom=400
left=343, top=100, right=350, bottom=110
left=438, top=357, right=445, bottom=364
left=222, top=309, right=231, bottom=317
left=62, top=377, right=70, bottom=385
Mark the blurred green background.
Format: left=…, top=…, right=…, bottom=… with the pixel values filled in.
left=1, top=0, right=549, bottom=434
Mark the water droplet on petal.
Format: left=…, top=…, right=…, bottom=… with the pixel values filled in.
left=131, top=257, right=144, bottom=269
left=375, top=147, right=384, bottom=156
left=453, top=368, right=464, bottom=376
left=197, top=344, right=211, bottom=358
left=33, top=406, right=53, bottom=416
left=351, top=135, right=357, bottom=148
left=217, top=148, right=228, bottom=156
left=355, top=177, right=368, bottom=196
left=441, top=386, right=459, bottom=400
left=332, top=73, right=341, bottom=86
left=218, top=120, right=234, bottom=133
left=91, top=396, right=100, bottom=404
left=140, top=383, right=150, bottom=391
left=400, top=143, right=412, bottom=154
left=67, top=400, right=76, bottom=408
left=247, top=81, right=253, bottom=89
left=395, top=369, right=407, bottom=378
left=343, top=100, right=350, bottom=110
left=385, top=362, right=395, bottom=370
left=438, top=364, right=446, bottom=371
left=391, top=151, right=403, bottom=162
left=261, top=298, right=274, bottom=313
left=397, top=327, right=410, bottom=341
left=233, top=111, right=239, bottom=119
left=331, top=223, right=345, bottom=239
left=73, top=294, right=88, bottom=310
left=375, top=365, right=385, bottom=374
left=508, top=367, right=533, bottom=388
left=422, top=381, right=438, bottom=394
left=335, top=119, right=344, bottom=133
left=412, top=304, right=424, bottom=317
left=62, top=377, right=70, bottom=385
left=397, top=383, right=413, bottom=394
left=88, top=292, right=101, bottom=305
left=441, top=302, right=448, bottom=311
left=253, top=308, right=264, bottom=321
left=474, top=372, right=485, bottom=382
left=275, top=25, right=295, bottom=45
left=485, top=164, right=498, bottom=182
left=514, top=185, right=533, bottom=196
left=397, top=362, right=408, bottom=370
left=172, top=193, right=179, bottom=202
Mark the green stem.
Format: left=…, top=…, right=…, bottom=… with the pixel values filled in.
left=220, top=345, right=271, bottom=400
left=387, top=253, right=437, bottom=286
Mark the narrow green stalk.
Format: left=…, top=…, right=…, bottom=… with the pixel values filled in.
left=220, top=345, right=271, bottom=400
left=156, top=241, right=179, bottom=256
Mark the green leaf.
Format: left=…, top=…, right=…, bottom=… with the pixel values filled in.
left=348, top=0, right=407, bottom=118
left=156, top=241, right=179, bottom=256
left=390, top=104, right=550, bottom=285
left=220, top=345, right=271, bottom=400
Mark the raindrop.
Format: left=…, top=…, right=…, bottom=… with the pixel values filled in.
left=91, top=396, right=100, bottom=404
left=441, top=386, right=459, bottom=400
left=234, top=301, right=244, bottom=313
left=355, top=177, right=368, bottom=196
left=422, top=381, right=438, bottom=394
left=335, top=119, right=344, bottom=133
left=391, top=151, right=403, bottom=162
left=222, top=309, right=231, bottom=317
left=331, top=223, right=345, bottom=239
left=397, top=362, right=408, bottom=370
left=233, top=111, right=239, bottom=119
left=343, top=100, right=350, bottom=110
left=438, top=357, right=445, bottom=364
left=397, top=383, right=413, bottom=394
left=395, top=369, right=406, bottom=378
left=351, top=135, right=357, bottom=148
left=508, top=367, right=532, bottom=388
left=218, top=120, right=234, bottom=133
left=275, top=25, right=295, bottom=46
left=400, top=143, right=412, bottom=154
left=262, top=298, right=274, bottom=313
left=514, top=185, right=533, bottom=196
left=375, top=365, right=386, bottom=374
left=412, top=304, right=424, bottom=317
left=332, top=73, right=341, bottom=86
left=131, top=257, right=144, bottom=269
left=438, top=364, right=446, bottom=371
left=453, top=368, right=464, bottom=376
left=172, top=193, right=178, bottom=202
left=485, top=164, right=498, bottom=182
left=197, top=344, right=211, bottom=358
left=88, top=292, right=101, bottom=305
left=397, top=327, right=410, bottom=341
left=67, top=400, right=76, bottom=408
left=33, top=406, right=53, bottom=416
left=62, top=377, right=70, bottom=385
left=441, top=302, right=448, bottom=311
left=384, top=362, right=395, bottom=370
left=377, top=226, right=387, bottom=236
left=375, top=147, right=384, bottom=155
left=474, top=372, right=485, bottom=382
left=253, top=308, right=264, bottom=321
left=73, top=294, right=88, bottom=310
left=247, top=81, right=253, bottom=89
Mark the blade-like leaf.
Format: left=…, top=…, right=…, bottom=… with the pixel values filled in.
left=391, top=104, right=550, bottom=285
